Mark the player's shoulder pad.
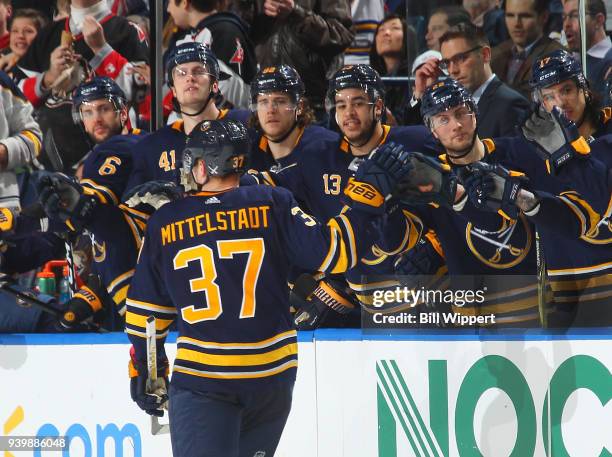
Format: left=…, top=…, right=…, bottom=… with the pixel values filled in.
left=224, top=109, right=251, bottom=125
left=130, top=124, right=182, bottom=151
left=389, top=125, right=438, bottom=155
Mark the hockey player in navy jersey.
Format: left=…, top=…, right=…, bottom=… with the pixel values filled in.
left=248, top=64, right=442, bottom=326
left=33, top=78, right=148, bottom=328
left=76, top=77, right=146, bottom=205
left=126, top=42, right=250, bottom=192
left=412, top=80, right=612, bottom=326
left=388, top=79, right=544, bottom=326
left=125, top=119, right=412, bottom=457
left=529, top=49, right=612, bottom=141
left=248, top=64, right=338, bottom=171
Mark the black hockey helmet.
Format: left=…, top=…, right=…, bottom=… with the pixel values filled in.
left=325, top=64, right=385, bottom=112
left=250, top=65, right=305, bottom=107
left=71, top=76, right=126, bottom=125
left=166, top=42, right=228, bottom=86
left=420, top=78, right=477, bottom=127
left=529, top=49, right=587, bottom=97
left=181, top=119, right=250, bottom=189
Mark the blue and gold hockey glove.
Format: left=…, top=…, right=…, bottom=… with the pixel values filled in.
left=291, top=274, right=357, bottom=330
left=129, top=346, right=169, bottom=417
left=521, top=104, right=590, bottom=175
left=36, top=172, right=96, bottom=231
left=343, top=142, right=412, bottom=214
left=0, top=207, right=17, bottom=239
left=395, top=152, right=458, bottom=208
left=459, top=162, right=528, bottom=220
left=394, top=234, right=445, bottom=276
left=58, top=277, right=106, bottom=329
left=123, top=180, right=184, bottom=211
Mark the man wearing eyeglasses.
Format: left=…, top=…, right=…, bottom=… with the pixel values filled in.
left=408, top=23, right=529, bottom=138
left=491, top=0, right=564, bottom=99
left=562, top=0, right=612, bottom=97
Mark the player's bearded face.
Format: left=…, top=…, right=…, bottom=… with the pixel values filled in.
left=335, top=89, right=378, bottom=143
left=255, top=92, right=298, bottom=140
left=172, top=63, right=213, bottom=109
left=80, top=99, right=123, bottom=144
left=430, top=104, right=477, bottom=156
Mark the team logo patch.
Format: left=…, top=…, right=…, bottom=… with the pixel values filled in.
left=466, top=215, right=532, bottom=269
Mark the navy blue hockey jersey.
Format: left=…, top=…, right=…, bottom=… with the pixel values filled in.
left=483, top=137, right=612, bottom=325
left=126, top=185, right=381, bottom=392
left=125, top=110, right=249, bottom=193
left=81, top=130, right=145, bottom=205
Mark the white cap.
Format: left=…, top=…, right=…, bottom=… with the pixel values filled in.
left=411, top=50, right=442, bottom=75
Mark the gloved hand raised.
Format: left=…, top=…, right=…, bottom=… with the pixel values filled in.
left=521, top=104, right=590, bottom=175
left=36, top=172, right=96, bottom=231
left=458, top=162, right=529, bottom=220
left=343, top=142, right=413, bottom=214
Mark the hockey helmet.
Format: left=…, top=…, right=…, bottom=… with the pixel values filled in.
left=71, top=76, right=126, bottom=125
left=325, top=64, right=385, bottom=112
left=250, top=65, right=305, bottom=109
left=529, top=49, right=586, bottom=93
left=181, top=119, right=250, bottom=189
left=166, top=42, right=228, bottom=86
left=420, top=78, right=477, bottom=127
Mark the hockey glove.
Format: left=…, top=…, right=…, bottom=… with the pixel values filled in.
left=458, top=162, right=528, bottom=220
left=291, top=274, right=357, bottom=330
left=58, top=278, right=105, bottom=329
left=124, top=180, right=184, bottom=211
left=395, top=152, right=458, bottom=208
left=394, top=234, right=445, bottom=276
left=37, top=172, right=96, bottom=231
left=129, top=346, right=169, bottom=417
left=0, top=207, right=17, bottom=239
left=343, top=142, right=413, bottom=214
left=521, top=104, right=590, bottom=175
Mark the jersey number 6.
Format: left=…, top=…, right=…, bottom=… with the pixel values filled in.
left=173, top=238, right=265, bottom=323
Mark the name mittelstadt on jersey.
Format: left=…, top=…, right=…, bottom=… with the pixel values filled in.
left=161, top=205, right=271, bottom=245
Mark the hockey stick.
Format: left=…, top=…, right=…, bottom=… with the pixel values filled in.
left=42, top=128, right=64, bottom=172
left=146, top=316, right=170, bottom=435
left=535, top=230, right=548, bottom=328
left=0, top=274, right=63, bottom=317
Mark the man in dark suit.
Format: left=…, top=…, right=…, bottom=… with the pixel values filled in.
left=491, top=0, right=564, bottom=99
left=406, top=22, right=529, bottom=138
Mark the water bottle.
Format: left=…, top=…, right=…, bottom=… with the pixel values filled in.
left=35, top=271, right=56, bottom=296
left=58, top=266, right=71, bottom=304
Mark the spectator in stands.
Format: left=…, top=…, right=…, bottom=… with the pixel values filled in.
left=0, top=9, right=47, bottom=76
left=0, top=0, right=12, bottom=52
left=491, top=0, right=564, bottom=99
left=425, top=6, right=471, bottom=51
left=404, top=23, right=530, bottom=138
left=165, top=0, right=257, bottom=109
left=15, top=0, right=149, bottom=172
left=343, top=0, right=384, bottom=65
left=463, top=0, right=509, bottom=47
left=0, top=72, right=42, bottom=209
left=247, top=0, right=354, bottom=120
left=369, top=14, right=417, bottom=120
left=562, top=0, right=612, bottom=97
